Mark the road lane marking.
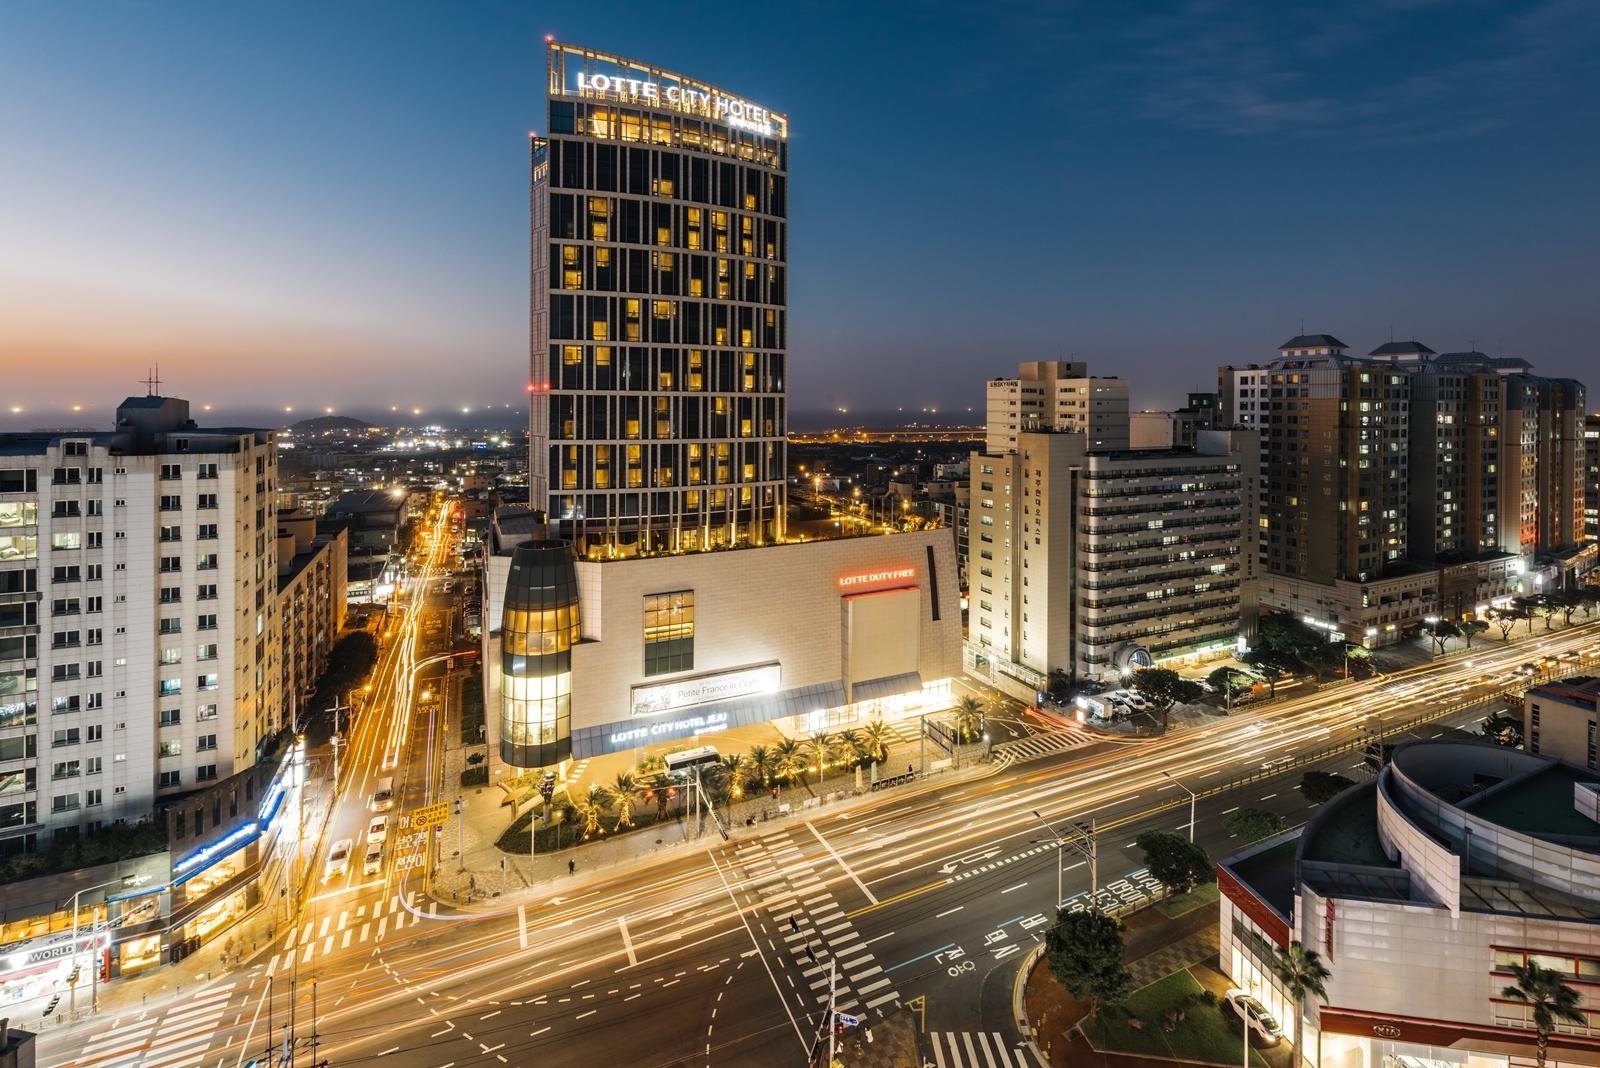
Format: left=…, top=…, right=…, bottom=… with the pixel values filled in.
left=935, top=906, right=964, bottom=918
left=619, top=915, right=637, bottom=966
left=807, top=821, right=879, bottom=905
left=1001, top=882, right=1027, bottom=894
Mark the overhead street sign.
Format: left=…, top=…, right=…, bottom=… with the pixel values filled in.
left=835, top=1013, right=859, bottom=1028
left=408, top=802, right=450, bottom=831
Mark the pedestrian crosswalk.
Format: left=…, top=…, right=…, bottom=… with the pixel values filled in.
left=68, top=982, right=236, bottom=1068
left=264, top=892, right=421, bottom=975
left=733, top=829, right=901, bottom=1020
left=992, top=727, right=1099, bottom=767
left=928, top=1031, right=1043, bottom=1067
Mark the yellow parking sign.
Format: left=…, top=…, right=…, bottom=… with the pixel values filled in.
left=408, top=801, right=450, bottom=831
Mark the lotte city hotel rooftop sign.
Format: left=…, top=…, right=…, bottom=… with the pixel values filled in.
left=550, top=41, right=788, bottom=140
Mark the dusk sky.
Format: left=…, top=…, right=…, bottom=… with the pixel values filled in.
left=3, top=1, right=1598, bottom=429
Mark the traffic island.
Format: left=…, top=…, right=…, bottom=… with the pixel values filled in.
left=832, top=1008, right=921, bottom=1068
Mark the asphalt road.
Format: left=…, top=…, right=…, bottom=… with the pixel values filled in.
left=41, top=616, right=1600, bottom=1068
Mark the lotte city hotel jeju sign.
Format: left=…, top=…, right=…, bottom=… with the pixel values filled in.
left=553, top=43, right=786, bottom=139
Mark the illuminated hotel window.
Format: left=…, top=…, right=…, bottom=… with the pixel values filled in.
left=687, top=231, right=702, bottom=250
left=656, top=226, right=671, bottom=246
left=643, top=590, right=694, bottom=676
left=563, top=346, right=582, bottom=366
left=594, top=346, right=612, bottom=367
left=687, top=208, right=702, bottom=225
left=595, top=247, right=611, bottom=267
left=563, top=269, right=581, bottom=290
left=589, top=197, right=608, bottom=216
left=591, top=220, right=608, bottom=240
left=562, top=246, right=579, bottom=265
left=685, top=490, right=701, bottom=508
left=592, top=320, right=609, bottom=340
left=654, top=251, right=674, bottom=272
left=689, top=278, right=704, bottom=296
left=744, top=193, right=756, bottom=210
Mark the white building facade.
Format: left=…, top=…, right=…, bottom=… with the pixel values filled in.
left=984, top=361, right=1129, bottom=454
left=0, top=397, right=280, bottom=854
left=1220, top=740, right=1600, bottom=1068
left=967, top=429, right=1257, bottom=689
left=480, top=516, right=962, bottom=768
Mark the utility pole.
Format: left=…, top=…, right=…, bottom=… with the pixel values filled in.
left=455, top=797, right=465, bottom=872
left=327, top=696, right=351, bottom=789
left=1032, top=813, right=1098, bottom=910
left=826, top=957, right=838, bottom=1066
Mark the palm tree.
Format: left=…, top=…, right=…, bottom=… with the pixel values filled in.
left=835, top=729, right=864, bottom=769
left=808, top=731, right=836, bottom=786
left=719, top=753, right=746, bottom=797
left=859, top=719, right=890, bottom=765
left=774, top=737, right=805, bottom=786
left=747, top=744, right=777, bottom=789
left=1269, top=941, right=1331, bottom=1068
left=953, top=696, right=984, bottom=743
left=1502, top=961, right=1586, bottom=1068
left=577, top=783, right=614, bottom=841
left=611, top=770, right=639, bottom=831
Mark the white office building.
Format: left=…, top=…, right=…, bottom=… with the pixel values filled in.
left=967, top=429, right=1257, bottom=691
left=0, top=396, right=280, bottom=854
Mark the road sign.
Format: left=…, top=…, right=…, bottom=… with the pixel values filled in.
left=409, top=801, right=450, bottom=831
left=835, top=1013, right=859, bottom=1028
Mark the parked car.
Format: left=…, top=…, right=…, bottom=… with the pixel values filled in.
left=324, top=838, right=353, bottom=882
left=1226, top=989, right=1284, bottom=1046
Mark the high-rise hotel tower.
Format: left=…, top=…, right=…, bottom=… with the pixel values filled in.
left=530, top=42, right=789, bottom=556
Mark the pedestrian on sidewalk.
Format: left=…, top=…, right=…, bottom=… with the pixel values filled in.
left=804, top=944, right=816, bottom=963
left=789, top=914, right=799, bottom=933
left=568, top=859, right=575, bottom=875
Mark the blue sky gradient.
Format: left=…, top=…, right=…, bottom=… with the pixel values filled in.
left=2, top=1, right=1596, bottom=426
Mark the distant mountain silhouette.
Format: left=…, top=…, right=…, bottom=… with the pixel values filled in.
left=290, top=414, right=376, bottom=434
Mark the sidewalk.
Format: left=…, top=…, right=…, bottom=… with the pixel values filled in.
left=426, top=738, right=998, bottom=908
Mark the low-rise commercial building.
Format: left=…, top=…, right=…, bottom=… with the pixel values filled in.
left=1525, top=675, right=1600, bottom=769
left=0, top=736, right=300, bottom=1005
left=1220, top=739, right=1600, bottom=1068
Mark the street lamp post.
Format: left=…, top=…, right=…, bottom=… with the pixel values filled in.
left=68, top=877, right=123, bottom=1016
left=1164, top=771, right=1197, bottom=843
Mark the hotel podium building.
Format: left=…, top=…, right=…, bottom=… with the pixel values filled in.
left=485, top=44, right=962, bottom=773
left=530, top=41, right=789, bottom=556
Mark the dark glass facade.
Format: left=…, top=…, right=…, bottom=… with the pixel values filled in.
left=499, top=540, right=578, bottom=768
left=531, top=42, right=788, bottom=557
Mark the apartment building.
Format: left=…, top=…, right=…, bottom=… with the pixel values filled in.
left=0, top=396, right=280, bottom=854
left=984, top=360, right=1129, bottom=454
left=1586, top=413, right=1599, bottom=544
left=967, top=429, right=1257, bottom=688
left=276, top=510, right=348, bottom=718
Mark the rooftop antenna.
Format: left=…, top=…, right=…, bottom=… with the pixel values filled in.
left=142, top=364, right=162, bottom=396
